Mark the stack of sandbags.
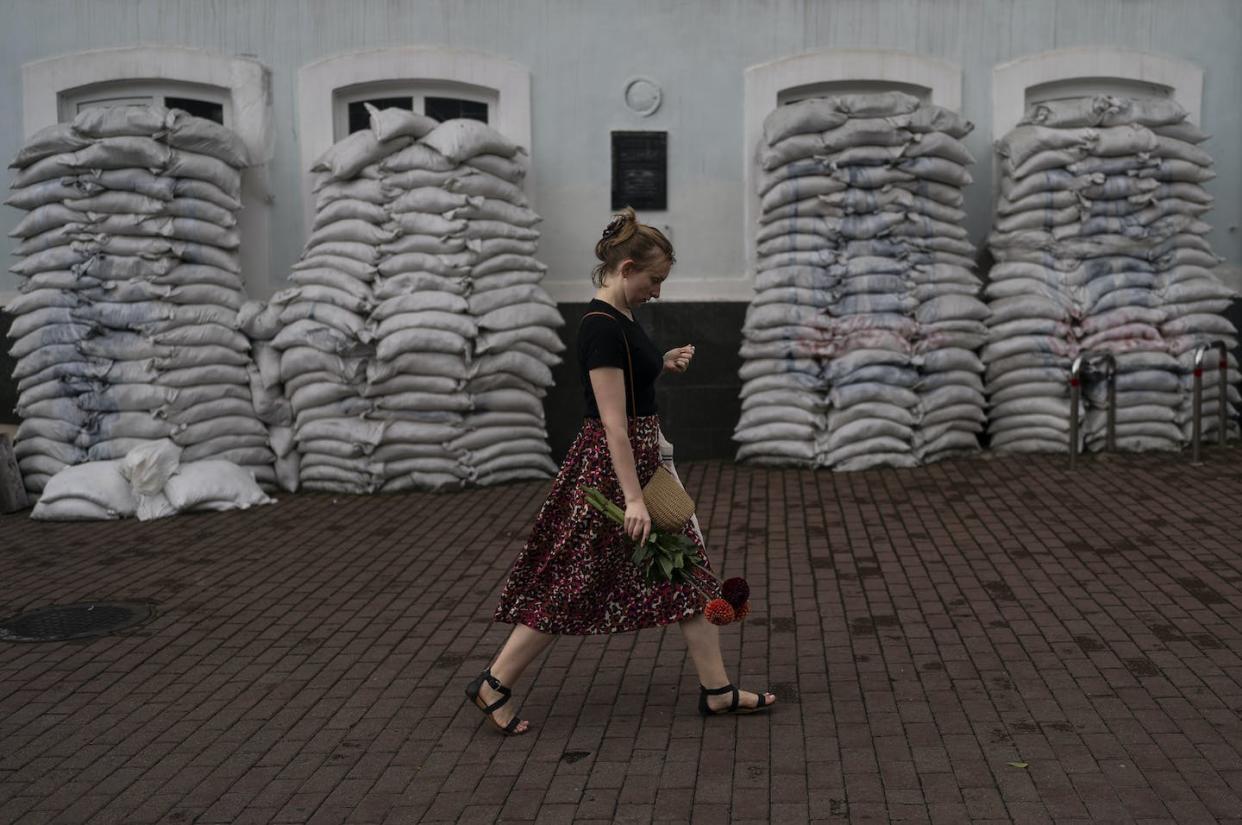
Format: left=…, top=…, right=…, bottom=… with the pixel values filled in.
left=898, top=118, right=989, bottom=466
left=272, top=106, right=561, bottom=494
left=737, top=92, right=986, bottom=471
left=273, top=105, right=441, bottom=494
left=237, top=300, right=297, bottom=491
left=430, top=123, right=563, bottom=487
left=5, top=105, right=274, bottom=493
left=987, top=95, right=1236, bottom=453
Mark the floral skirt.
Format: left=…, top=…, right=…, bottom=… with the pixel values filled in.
left=493, top=415, right=710, bottom=635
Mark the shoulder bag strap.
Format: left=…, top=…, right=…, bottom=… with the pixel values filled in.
left=580, top=311, right=637, bottom=420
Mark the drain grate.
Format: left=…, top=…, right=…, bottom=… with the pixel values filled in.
left=0, top=601, right=154, bottom=643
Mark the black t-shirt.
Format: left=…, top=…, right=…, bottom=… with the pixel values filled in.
left=578, top=299, right=662, bottom=419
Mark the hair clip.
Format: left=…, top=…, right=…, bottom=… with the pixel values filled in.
left=601, top=214, right=626, bottom=240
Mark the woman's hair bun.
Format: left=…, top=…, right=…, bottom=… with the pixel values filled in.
left=591, top=206, right=674, bottom=287
left=599, top=207, right=637, bottom=245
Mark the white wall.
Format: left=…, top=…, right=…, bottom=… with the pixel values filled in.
left=1, top=0, right=1240, bottom=302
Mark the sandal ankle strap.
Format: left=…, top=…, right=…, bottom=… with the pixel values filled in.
left=483, top=669, right=511, bottom=697
left=699, top=683, right=736, bottom=696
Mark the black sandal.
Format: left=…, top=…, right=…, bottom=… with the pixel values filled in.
left=698, top=683, right=774, bottom=716
left=464, top=668, right=527, bottom=735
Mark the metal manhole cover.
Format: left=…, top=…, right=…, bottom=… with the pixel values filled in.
left=0, top=601, right=154, bottom=643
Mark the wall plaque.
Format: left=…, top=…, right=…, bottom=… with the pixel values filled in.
left=611, top=131, right=667, bottom=211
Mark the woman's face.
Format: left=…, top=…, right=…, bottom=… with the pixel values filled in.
left=621, top=257, right=671, bottom=306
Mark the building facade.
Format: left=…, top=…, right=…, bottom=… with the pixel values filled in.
left=2, top=0, right=1240, bottom=459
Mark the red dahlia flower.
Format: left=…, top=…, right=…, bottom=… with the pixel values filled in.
left=721, top=577, right=749, bottom=609
left=705, top=599, right=736, bottom=626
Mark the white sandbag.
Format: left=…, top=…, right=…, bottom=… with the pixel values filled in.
left=12, top=437, right=85, bottom=465
left=11, top=123, right=94, bottom=169
left=313, top=131, right=412, bottom=181
left=366, top=104, right=438, bottom=142
left=19, top=454, right=70, bottom=479
left=306, top=218, right=398, bottom=247
left=389, top=186, right=470, bottom=213
left=163, top=460, right=273, bottom=512
left=464, top=152, right=527, bottom=182
left=275, top=452, right=300, bottom=493
left=420, top=119, right=523, bottom=163
left=376, top=327, right=470, bottom=359
left=762, top=98, right=848, bottom=145
left=16, top=416, right=84, bottom=442
left=380, top=143, right=456, bottom=173
left=31, top=460, right=136, bottom=520
left=447, top=173, right=529, bottom=206
left=835, top=452, right=920, bottom=471
left=455, top=197, right=540, bottom=227
left=180, top=436, right=269, bottom=463
left=821, top=435, right=911, bottom=466
left=735, top=440, right=815, bottom=464
left=119, top=439, right=183, bottom=496
left=162, top=110, right=249, bottom=166
left=476, top=302, right=564, bottom=331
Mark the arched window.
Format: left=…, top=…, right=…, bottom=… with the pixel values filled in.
left=334, top=80, right=496, bottom=138
left=991, top=47, right=1204, bottom=138
left=19, top=46, right=274, bottom=295
left=60, top=79, right=229, bottom=126
left=742, top=49, right=963, bottom=286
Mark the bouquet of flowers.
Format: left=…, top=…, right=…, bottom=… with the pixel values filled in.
left=581, top=485, right=751, bottom=625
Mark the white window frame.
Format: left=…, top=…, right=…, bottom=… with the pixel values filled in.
left=333, top=81, right=498, bottom=140
left=297, top=46, right=532, bottom=238
left=60, top=79, right=232, bottom=124
left=742, top=49, right=963, bottom=292
left=19, top=46, right=274, bottom=296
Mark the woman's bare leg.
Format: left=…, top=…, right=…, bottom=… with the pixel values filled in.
left=474, top=623, right=556, bottom=732
left=679, top=614, right=775, bottom=712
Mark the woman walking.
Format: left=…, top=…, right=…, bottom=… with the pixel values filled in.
left=465, top=208, right=775, bottom=735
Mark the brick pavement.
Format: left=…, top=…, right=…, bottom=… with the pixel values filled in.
left=1, top=448, right=1242, bottom=824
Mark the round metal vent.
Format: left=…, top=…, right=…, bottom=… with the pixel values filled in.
left=0, top=602, right=154, bottom=643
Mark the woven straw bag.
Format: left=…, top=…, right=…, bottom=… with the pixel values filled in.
left=581, top=311, right=697, bottom=532
left=641, top=464, right=696, bottom=532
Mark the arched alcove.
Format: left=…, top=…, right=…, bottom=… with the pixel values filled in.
left=296, top=46, right=532, bottom=238
left=991, top=47, right=1204, bottom=138
left=742, top=49, right=964, bottom=284
left=20, top=46, right=275, bottom=295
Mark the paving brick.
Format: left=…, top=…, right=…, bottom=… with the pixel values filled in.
left=1, top=452, right=1241, bottom=821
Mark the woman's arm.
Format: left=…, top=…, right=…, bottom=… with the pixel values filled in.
left=589, top=366, right=651, bottom=545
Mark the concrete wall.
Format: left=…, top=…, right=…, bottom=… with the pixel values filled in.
left=2, top=0, right=1240, bottom=457
left=1, top=0, right=1239, bottom=302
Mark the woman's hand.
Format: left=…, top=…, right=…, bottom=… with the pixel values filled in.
left=663, top=344, right=695, bottom=374
left=624, top=498, right=652, bottom=546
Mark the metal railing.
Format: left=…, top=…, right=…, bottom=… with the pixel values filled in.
left=1191, top=340, right=1230, bottom=463
left=1068, top=351, right=1116, bottom=469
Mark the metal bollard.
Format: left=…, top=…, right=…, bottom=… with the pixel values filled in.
left=1191, top=340, right=1231, bottom=463
left=1217, top=340, right=1228, bottom=447
left=1103, top=354, right=1117, bottom=453
left=1069, top=356, right=1082, bottom=470
left=1192, top=346, right=1204, bottom=464
left=1068, top=352, right=1117, bottom=468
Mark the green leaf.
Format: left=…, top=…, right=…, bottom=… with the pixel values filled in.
left=658, top=556, right=674, bottom=581
left=1007, top=762, right=1028, bottom=769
